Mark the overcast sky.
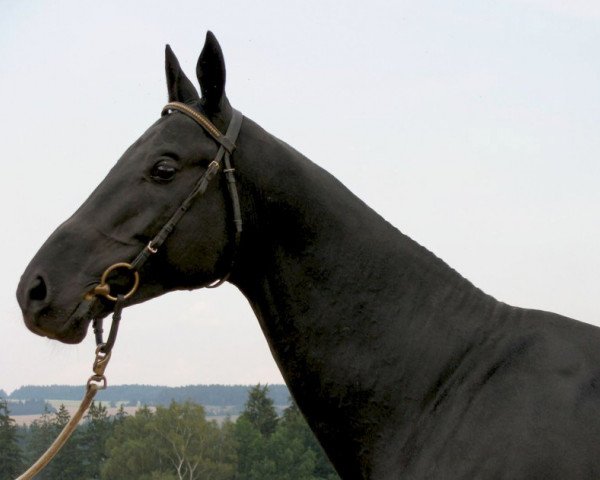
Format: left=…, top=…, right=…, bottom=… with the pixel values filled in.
left=1, top=0, right=599, bottom=394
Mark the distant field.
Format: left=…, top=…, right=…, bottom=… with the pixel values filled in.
left=12, top=403, right=243, bottom=426
left=12, top=404, right=145, bottom=426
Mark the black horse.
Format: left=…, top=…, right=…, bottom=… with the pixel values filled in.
left=17, top=33, right=600, bottom=479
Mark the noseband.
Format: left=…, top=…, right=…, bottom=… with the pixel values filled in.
left=90, top=102, right=244, bottom=347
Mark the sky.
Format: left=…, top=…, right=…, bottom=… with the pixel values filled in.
left=0, top=0, right=599, bottom=395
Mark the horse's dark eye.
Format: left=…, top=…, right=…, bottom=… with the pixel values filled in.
left=150, top=161, right=177, bottom=182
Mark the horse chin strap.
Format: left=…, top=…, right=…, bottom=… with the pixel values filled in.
left=17, top=104, right=244, bottom=480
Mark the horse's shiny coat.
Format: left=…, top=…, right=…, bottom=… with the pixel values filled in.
left=17, top=33, right=600, bottom=479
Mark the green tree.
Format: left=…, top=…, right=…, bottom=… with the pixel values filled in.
left=102, top=406, right=161, bottom=480
left=79, top=402, right=113, bottom=479
left=0, top=399, right=24, bottom=479
left=280, top=402, right=340, bottom=479
left=234, top=415, right=315, bottom=480
left=151, top=401, right=235, bottom=480
left=25, top=405, right=55, bottom=479
left=103, top=402, right=236, bottom=480
left=264, top=422, right=317, bottom=480
left=113, top=404, right=127, bottom=426
left=46, top=404, right=83, bottom=479
left=25, top=403, right=83, bottom=479
left=234, top=395, right=341, bottom=480
left=239, top=384, right=278, bottom=437
left=233, top=417, right=266, bottom=479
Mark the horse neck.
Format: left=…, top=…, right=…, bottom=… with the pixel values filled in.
left=228, top=118, right=501, bottom=469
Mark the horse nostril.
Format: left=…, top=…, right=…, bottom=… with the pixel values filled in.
left=29, top=275, right=48, bottom=302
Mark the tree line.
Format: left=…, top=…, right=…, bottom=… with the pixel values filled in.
left=0, top=385, right=340, bottom=480
left=3, top=399, right=55, bottom=416
left=7, top=384, right=291, bottom=412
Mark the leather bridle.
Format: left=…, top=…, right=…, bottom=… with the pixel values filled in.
left=90, top=102, right=244, bottom=350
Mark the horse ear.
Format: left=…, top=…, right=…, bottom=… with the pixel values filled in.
left=165, top=45, right=200, bottom=104
left=196, top=31, right=229, bottom=112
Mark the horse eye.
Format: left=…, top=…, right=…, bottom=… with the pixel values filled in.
left=150, top=161, right=177, bottom=182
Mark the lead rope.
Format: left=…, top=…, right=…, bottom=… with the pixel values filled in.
left=15, top=296, right=124, bottom=480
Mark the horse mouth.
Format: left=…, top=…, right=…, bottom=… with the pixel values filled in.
left=56, top=298, right=109, bottom=344
left=26, top=298, right=107, bottom=345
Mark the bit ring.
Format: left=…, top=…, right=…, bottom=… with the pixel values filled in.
left=91, top=262, right=140, bottom=302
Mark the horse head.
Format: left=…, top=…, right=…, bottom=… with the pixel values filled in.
left=16, top=32, right=239, bottom=344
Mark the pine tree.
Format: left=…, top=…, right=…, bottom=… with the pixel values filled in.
left=0, top=399, right=24, bottom=480
left=26, top=405, right=55, bottom=479
left=239, top=384, right=278, bottom=437
left=234, top=407, right=315, bottom=480
left=79, top=402, right=113, bottom=479
left=113, top=404, right=127, bottom=427
left=234, top=416, right=265, bottom=480
left=43, top=404, right=82, bottom=479
left=280, top=402, right=340, bottom=479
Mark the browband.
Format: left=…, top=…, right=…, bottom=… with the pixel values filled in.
left=162, top=102, right=237, bottom=153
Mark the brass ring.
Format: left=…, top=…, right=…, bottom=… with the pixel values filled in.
left=96, top=262, right=140, bottom=302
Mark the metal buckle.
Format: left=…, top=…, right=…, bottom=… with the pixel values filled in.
left=92, top=345, right=112, bottom=376
left=87, top=374, right=107, bottom=392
